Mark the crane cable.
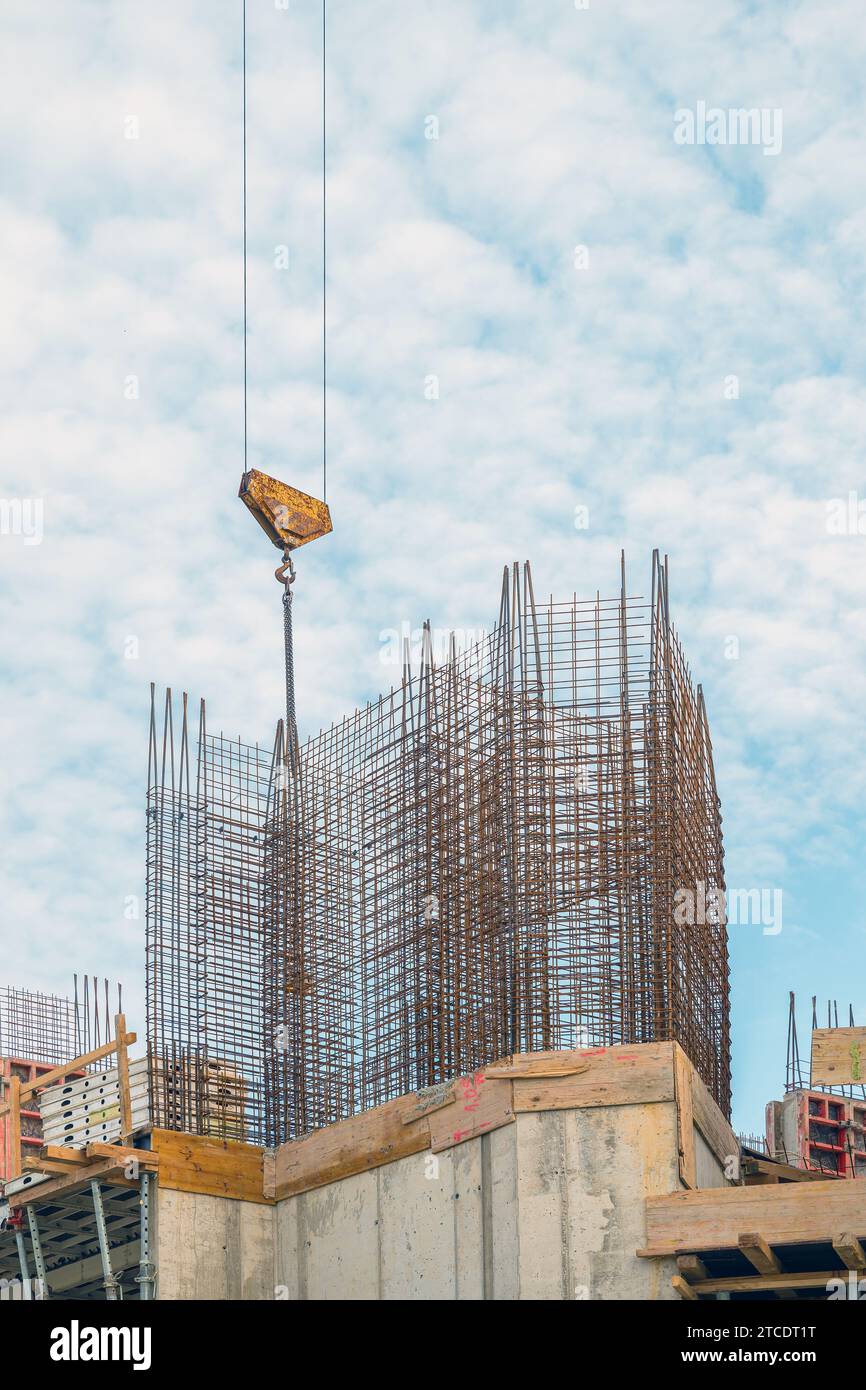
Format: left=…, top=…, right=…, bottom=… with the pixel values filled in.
left=275, top=550, right=298, bottom=774
left=243, top=2, right=328, bottom=771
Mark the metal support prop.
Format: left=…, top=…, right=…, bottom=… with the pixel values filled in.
left=90, top=1180, right=121, bottom=1301
left=26, top=1208, right=48, bottom=1300
left=136, top=1169, right=156, bottom=1301
left=14, top=1229, right=29, bottom=1294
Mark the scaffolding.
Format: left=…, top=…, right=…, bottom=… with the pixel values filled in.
left=146, top=553, right=730, bottom=1148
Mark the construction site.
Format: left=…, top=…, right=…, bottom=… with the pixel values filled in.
left=1, top=472, right=864, bottom=1303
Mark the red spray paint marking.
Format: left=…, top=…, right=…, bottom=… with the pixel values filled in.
left=452, top=1120, right=492, bottom=1143
left=459, top=1070, right=486, bottom=1113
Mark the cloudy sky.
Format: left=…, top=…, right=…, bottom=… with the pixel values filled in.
left=1, top=0, right=864, bottom=1132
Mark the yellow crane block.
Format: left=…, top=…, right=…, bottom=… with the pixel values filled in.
left=239, top=469, right=332, bottom=551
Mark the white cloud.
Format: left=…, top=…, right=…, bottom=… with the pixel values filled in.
left=1, top=0, right=864, bottom=1131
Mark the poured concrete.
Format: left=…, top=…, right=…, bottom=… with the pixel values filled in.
left=153, top=1096, right=726, bottom=1300
left=271, top=1100, right=717, bottom=1300
left=155, top=1188, right=274, bottom=1300
left=152, top=1065, right=728, bottom=1301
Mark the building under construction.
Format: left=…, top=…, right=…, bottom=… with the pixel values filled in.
left=146, top=548, right=730, bottom=1150
left=1, top=487, right=864, bottom=1301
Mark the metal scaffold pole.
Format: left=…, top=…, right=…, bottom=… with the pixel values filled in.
left=91, top=1181, right=121, bottom=1301
left=136, top=1169, right=156, bottom=1301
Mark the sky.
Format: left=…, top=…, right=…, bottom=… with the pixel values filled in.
left=1, top=0, right=864, bottom=1134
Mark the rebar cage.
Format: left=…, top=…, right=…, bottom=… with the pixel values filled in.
left=146, top=554, right=730, bottom=1147
left=0, top=979, right=122, bottom=1069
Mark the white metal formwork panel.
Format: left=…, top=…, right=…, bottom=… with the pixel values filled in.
left=3, top=1170, right=50, bottom=1198
left=38, top=1056, right=151, bottom=1149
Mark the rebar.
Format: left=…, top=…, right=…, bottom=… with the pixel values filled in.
left=146, top=552, right=731, bottom=1147
left=0, top=987, right=76, bottom=1066
left=0, top=980, right=118, bottom=1069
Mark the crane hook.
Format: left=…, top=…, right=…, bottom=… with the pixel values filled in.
left=275, top=548, right=296, bottom=587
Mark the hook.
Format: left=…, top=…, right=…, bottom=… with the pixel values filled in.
left=275, top=548, right=296, bottom=586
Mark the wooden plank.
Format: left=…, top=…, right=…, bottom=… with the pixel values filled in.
left=8, top=1076, right=21, bottom=1180
left=428, top=1070, right=513, bottom=1153
left=23, top=1158, right=84, bottom=1176
left=114, top=1013, right=133, bottom=1141
left=686, top=1269, right=843, bottom=1296
left=22, top=1145, right=157, bottom=1179
left=674, top=1044, right=696, bottom=1188
left=42, top=1145, right=91, bottom=1166
left=832, top=1233, right=866, bottom=1271
left=672, top=1274, right=698, bottom=1300
left=483, top=1052, right=591, bottom=1080
left=18, top=1034, right=136, bottom=1101
left=641, top=1177, right=866, bottom=1255
left=150, top=1128, right=270, bottom=1205
left=685, top=1049, right=738, bottom=1171
left=85, top=1142, right=155, bottom=1168
left=400, top=1080, right=456, bottom=1126
left=677, top=1254, right=709, bottom=1282
left=811, top=1027, right=866, bottom=1086
left=262, top=1149, right=276, bottom=1201
left=272, top=1095, right=430, bottom=1201
left=738, top=1232, right=781, bottom=1275
left=8, top=1153, right=152, bottom=1207
left=742, top=1155, right=827, bottom=1184
left=512, top=1042, right=676, bottom=1113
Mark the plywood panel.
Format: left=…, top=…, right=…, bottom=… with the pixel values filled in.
left=428, top=1071, right=513, bottom=1153
left=150, top=1129, right=269, bottom=1205
left=811, top=1027, right=866, bottom=1085
left=512, top=1042, right=675, bottom=1113
left=272, top=1096, right=430, bottom=1201
left=680, top=1045, right=737, bottom=1170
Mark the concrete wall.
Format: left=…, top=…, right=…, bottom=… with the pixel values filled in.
left=155, top=1189, right=274, bottom=1300
left=271, top=1102, right=712, bottom=1301
left=275, top=1134, right=487, bottom=1300
left=155, top=1105, right=727, bottom=1300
